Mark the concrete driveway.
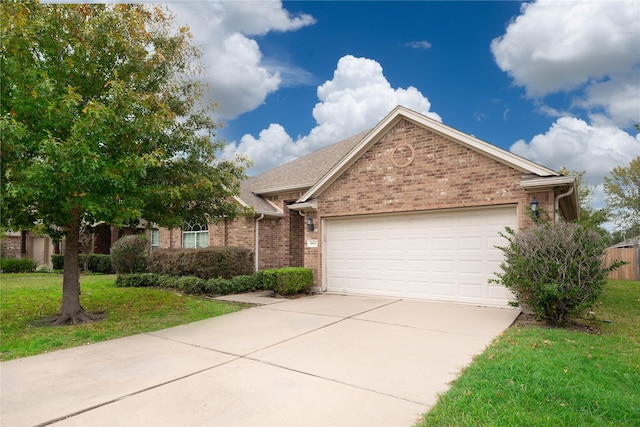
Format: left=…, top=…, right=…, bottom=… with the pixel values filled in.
left=1, top=294, right=519, bottom=427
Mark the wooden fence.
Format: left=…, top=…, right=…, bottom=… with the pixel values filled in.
left=606, top=247, right=639, bottom=281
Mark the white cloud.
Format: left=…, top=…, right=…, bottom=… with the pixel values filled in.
left=166, top=1, right=315, bottom=119
left=510, top=116, right=640, bottom=187
left=491, top=0, right=639, bottom=96
left=224, top=55, right=442, bottom=175
left=491, top=0, right=640, bottom=128
left=497, top=0, right=640, bottom=215
left=575, top=72, right=640, bottom=128
left=405, top=41, right=432, bottom=50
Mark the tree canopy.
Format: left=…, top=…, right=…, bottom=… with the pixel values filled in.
left=1, top=2, right=248, bottom=324
left=605, top=156, right=640, bottom=237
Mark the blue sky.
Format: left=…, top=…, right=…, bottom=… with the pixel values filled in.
left=167, top=0, right=639, bottom=211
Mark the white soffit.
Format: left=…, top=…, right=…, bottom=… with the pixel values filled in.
left=520, top=175, right=576, bottom=191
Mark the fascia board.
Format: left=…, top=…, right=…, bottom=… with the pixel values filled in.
left=298, top=108, right=400, bottom=202
left=254, top=184, right=313, bottom=196
left=299, top=105, right=559, bottom=203
left=254, top=210, right=285, bottom=218
left=287, top=199, right=318, bottom=212
left=233, top=195, right=251, bottom=208
left=520, top=176, right=576, bottom=190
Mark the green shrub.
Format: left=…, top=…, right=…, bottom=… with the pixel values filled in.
left=51, top=254, right=64, bottom=270
left=148, top=246, right=253, bottom=279
left=51, top=254, right=113, bottom=273
left=116, top=271, right=265, bottom=297
left=206, top=274, right=261, bottom=295
left=87, top=254, right=113, bottom=274
left=262, top=269, right=278, bottom=292
left=111, top=235, right=149, bottom=274
left=262, top=267, right=313, bottom=295
left=1, top=257, right=37, bottom=273
left=115, top=273, right=162, bottom=288
left=174, top=276, right=207, bottom=294
left=492, top=222, right=625, bottom=326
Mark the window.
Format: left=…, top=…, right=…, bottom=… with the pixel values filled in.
left=182, top=220, right=208, bottom=248
left=150, top=229, right=159, bottom=252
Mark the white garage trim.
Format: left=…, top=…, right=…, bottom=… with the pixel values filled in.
left=322, top=205, right=518, bottom=307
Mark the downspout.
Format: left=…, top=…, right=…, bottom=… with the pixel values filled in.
left=554, top=186, right=574, bottom=223
left=254, top=214, right=264, bottom=272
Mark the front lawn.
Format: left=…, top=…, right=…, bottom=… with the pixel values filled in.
left=0, top=273, right=245, bottom=361
left=418, top=280, right=640, bottom=426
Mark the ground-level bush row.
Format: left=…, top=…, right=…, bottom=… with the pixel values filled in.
left=147, top=246, right=254, bottom=279
left=1, top=257, right=38, bottom=273
left=51, top=246, right=255, bottom=278
left=51, top=254, right=114, bottom=273
left=115, top=267, right=313, bottom=296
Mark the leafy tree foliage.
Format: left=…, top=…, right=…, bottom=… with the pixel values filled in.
left=493, top=222, right=624, bottom=326
left=604, top=156, right=640, bottom=237
left=1, top=2, right=248, bottom=324
left=110, top=235, right=149, bottom=274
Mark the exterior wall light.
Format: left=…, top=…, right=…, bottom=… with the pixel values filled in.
left=530, top=197, right=540, bottom=220
left=306, top=213, right=315, bottom=232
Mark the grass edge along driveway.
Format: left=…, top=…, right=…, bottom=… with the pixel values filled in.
left=417, top=279, right=640, bottom=426
left=0, top=273, right=245, bottom=361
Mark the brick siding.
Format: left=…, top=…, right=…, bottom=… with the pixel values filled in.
left=308, top=119, right=554, bottom=286
left=154, top=119, right=555, bottom=288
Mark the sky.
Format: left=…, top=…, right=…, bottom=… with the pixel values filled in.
left=162, top=0, right=640, bottom=211
left=54, top=1, right=640, bottom=213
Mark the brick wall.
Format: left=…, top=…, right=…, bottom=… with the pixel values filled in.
left=307, top=119, right=554, bottom=286
left=153, top=119, right=556, bottom=287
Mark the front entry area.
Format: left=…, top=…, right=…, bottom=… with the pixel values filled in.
left=323, top=205, right=518, bottom=306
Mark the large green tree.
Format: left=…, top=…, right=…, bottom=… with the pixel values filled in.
left=604, top=156, right=640, bottom=237
left=1, top=2, right=248, bottom=324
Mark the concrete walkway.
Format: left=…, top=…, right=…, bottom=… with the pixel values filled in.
left=1, top=294, right=519, bottom=427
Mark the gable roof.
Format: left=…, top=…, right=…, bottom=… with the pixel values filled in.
left=237, top=130, right=368, bottom=216
left=298, top=105, right=559, bottom=203
left=238, top=105, right=572, bottom=216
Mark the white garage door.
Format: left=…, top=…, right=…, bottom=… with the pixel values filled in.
left=324, top=206, right=517, bottom=307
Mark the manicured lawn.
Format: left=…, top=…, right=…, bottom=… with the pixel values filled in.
left=0, top=273, right=245, bottom=361
left=418, top=280, right=640, bottom=426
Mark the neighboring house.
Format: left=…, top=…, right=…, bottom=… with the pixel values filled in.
left=155, top=105, right=579, bottom=307
left=1, top=231, right=57, bottom=268
left=1, top=224, right=142, bottom=269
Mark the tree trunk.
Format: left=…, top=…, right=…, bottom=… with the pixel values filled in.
left=50, top=207, right=95, bottom=326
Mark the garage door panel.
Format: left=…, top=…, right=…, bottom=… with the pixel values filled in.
left=325, top=206, right=517, bottom=307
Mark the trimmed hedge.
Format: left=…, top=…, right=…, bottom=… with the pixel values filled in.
left=262, top=267, right=313, bottom=295
left=115, top=267, right=312, bottom=297
left=51, top=254, right=64, bottom=270
left=1, top=257, right=38, bottom=273
left=115, top=272, right=261, bottom=296
left=50, top=254, right=114, bottom=273
left=87, top=254, right=113, bottom=273
left=148, top=246, right=254, bottom=280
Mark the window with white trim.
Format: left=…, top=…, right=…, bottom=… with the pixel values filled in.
left=182, top=220, right=208, bottom=248
left=150, top=229, right=160, bottom=252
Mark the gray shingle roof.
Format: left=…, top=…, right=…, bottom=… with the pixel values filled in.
left=238, top=130, right=370, bottom=215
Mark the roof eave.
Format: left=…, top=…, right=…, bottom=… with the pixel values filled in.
left=287, top=199, right=318, bottom=212
left=520, top=175, right=576, bottom=191
left=254, top=184, right=313, bottom=196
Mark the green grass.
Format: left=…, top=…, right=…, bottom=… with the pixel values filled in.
left=418, top=280, right=640, bottom=426
left=0, top=273, right=245, bottom=361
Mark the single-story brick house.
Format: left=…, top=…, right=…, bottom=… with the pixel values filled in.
left=154, top=105, right=578, bottom=307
